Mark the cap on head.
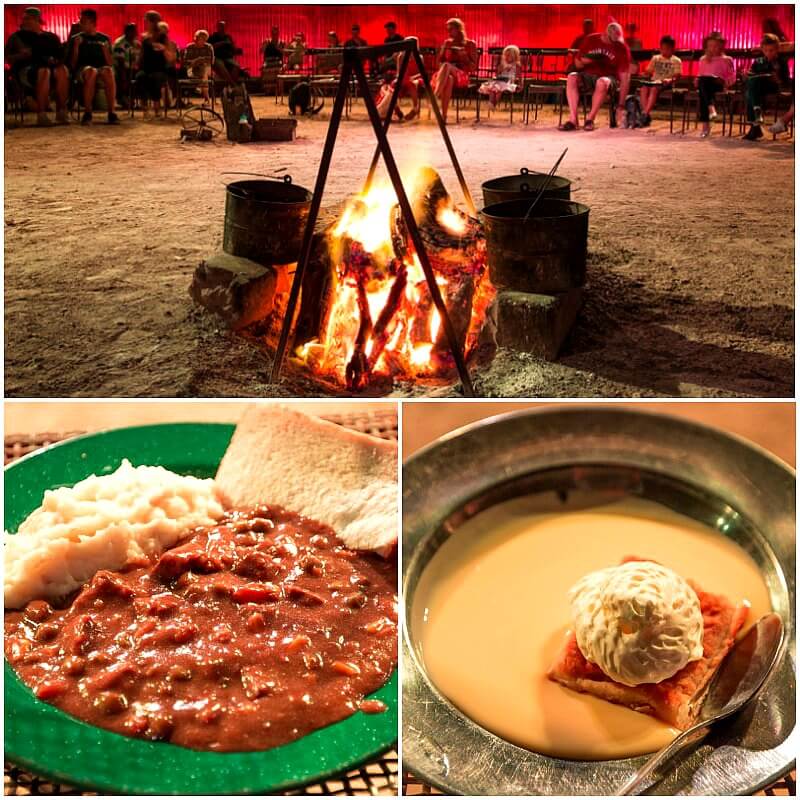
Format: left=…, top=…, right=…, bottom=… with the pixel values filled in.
left=384, top=21, right=396, bottom=29
left=80, top=8, right=97, bottom=23
left=606, top=22, right=624, bottom=42
left=23, top=6, right=42, bottom=19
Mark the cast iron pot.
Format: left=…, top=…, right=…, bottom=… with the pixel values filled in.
left=482, top=167, right=572, bottom=206
left=223, top=174, right=312, bottom=265
left=481, top=198, right=589, bottom=294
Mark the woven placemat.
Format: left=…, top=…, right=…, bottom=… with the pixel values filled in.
left=403, top=769, right=796, bottom=795
left=4, top=409, right=398, bottom=796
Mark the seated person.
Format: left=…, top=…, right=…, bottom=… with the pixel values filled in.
left=261, top=26, right=284, bottom=62
left=260, top=26, right=283, bottom=89
left=285, top=32, right=306, bottom=71
left=638, top=35, right=681, bottom=126
left=136, top=12, right=170, bottom=117
left=560, top=22, right=631, bottom=131
left=316, top=31, right=343, bottom=74
left=769, top=103, right=794, bottom=134
left=183, top=29, right=214, bottom=101
left=624, top=22, right=643, bottom=51
left=432, top=18, right=478, bottom=122
left=743, top=33, right=791, bottom=140
left=695, top=31, right=735, bottom=138
left=375, top=42, right=422, bottom=122
left=624, top=22, right=643, bottom=75
left=5, top=6, right=68, bottom=125
left=380, top=21, right=404, bottom=77
left=571, top=18, right=594, bottom=50
left=112, top=22, right=141, bottom=108
left=344, top=24, right=367, bottom=48
left=478, top=44, right=520, bottom=110
left=209, top=20, right=240, bottom=83
left=68, top=8, right=119, bottom=124
left=157, top=21, right=179, bottom=101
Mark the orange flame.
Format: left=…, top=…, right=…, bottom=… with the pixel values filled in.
left=294, top=169, right=493, bottom=387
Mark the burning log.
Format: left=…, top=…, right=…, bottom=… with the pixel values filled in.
left=367, top=263, right=408, bottom=373
left=433, top=275, right=475, bottom=367
left=410, top=281, right=433, bottom=342
left=290, top=166, right=494, bottom=389
left=345, top=280, right=373, bottom=390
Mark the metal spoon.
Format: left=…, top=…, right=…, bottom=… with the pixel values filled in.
left=617, top=612, right=785, bottom=796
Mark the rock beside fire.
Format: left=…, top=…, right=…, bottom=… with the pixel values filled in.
left=494, top=288, right=582, bottom=360
left=190, top=252, right=279, bottom=331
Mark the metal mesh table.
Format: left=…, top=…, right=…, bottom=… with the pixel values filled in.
left=4, top=409, right=398, bottom=796
left=403, top=769, right=796, bottom=795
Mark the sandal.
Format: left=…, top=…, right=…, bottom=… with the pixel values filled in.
left=584, top=119, right=595, bottom=131
left=558, top=120, right=577, bottom=131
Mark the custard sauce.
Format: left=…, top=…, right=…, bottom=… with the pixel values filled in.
left=411, top=497, right=772, bottom=760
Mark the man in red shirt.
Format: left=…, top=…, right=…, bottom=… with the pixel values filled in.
left=560, top=22, right=631, bottom=131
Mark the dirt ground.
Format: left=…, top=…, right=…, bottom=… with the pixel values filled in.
left=4, top=97, right=794, bottom=398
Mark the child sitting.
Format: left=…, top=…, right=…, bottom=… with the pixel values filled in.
left=743, top=33, right=791, bottom=141
left=375, top=45, right=422, bottom=122
left=638, top=35, right=681, bottom=126
left=695, top=31, right=736, bottom=138
left=478, top=45, right=520, bottom=109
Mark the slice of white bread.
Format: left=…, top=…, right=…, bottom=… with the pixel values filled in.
left=215, top=405, right=397, bottom=555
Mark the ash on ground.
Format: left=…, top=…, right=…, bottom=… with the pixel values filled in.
left=4, top=98, right=794, bottom=398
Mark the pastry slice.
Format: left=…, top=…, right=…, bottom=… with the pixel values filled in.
left=548, top=557, right=749, bottom=729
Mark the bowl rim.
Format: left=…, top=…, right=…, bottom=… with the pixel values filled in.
left=5, top=421, right=398, bottom=795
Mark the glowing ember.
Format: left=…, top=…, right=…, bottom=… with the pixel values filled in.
left=293, top=166, right=494, bottom=389
left=437, top=206, right=468, bottom=236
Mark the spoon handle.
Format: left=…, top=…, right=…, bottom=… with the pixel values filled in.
left=617, top=723, right=711, bottom=795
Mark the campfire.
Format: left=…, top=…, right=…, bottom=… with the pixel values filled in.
left=292, top=167, right=495, bottom=391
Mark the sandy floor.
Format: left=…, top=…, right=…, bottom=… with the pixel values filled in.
left=4, top=97, right=794, bottom=398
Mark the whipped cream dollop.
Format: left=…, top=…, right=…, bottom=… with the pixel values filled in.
left=568, top=561, right=704, bottom=686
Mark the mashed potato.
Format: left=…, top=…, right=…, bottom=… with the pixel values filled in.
left=5, top=459, right=225, bottom=608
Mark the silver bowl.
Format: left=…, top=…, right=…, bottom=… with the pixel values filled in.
left=402, top=407, right=796, bottom=796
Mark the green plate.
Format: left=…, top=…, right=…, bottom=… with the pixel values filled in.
left=4, top=423, right=398, bottom=795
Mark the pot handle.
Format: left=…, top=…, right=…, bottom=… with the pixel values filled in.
left=220, top=171, right=293, bottom=187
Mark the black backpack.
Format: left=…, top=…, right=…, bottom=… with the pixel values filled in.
left=288, top=82, right=323, bottom=116
left=623, top=93, right=645, bottom=129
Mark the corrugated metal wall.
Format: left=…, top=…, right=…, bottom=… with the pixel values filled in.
left=4, top=4, right=794, bottom=73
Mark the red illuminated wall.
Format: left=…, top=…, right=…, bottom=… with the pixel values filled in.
left=4, top=4, right=794, bottom=72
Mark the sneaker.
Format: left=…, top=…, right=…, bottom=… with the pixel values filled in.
left=708, top=106, right=718, bottom=120
left=769, top=119, right=787, bottom=134
left=754, top=106, right=764, bottom=125
left=55, top=109, right=69, bottom=125
left=81, top=111, right=93, bottom=125
left=36, top=113, right=53, bottom=127
left=642, top=113, right=652, bottom=127
left=700, top=128, right=711, bottom=138
left=743, top=125, right=764, bottom=141
left=107, top=111, right=120, bottom=125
